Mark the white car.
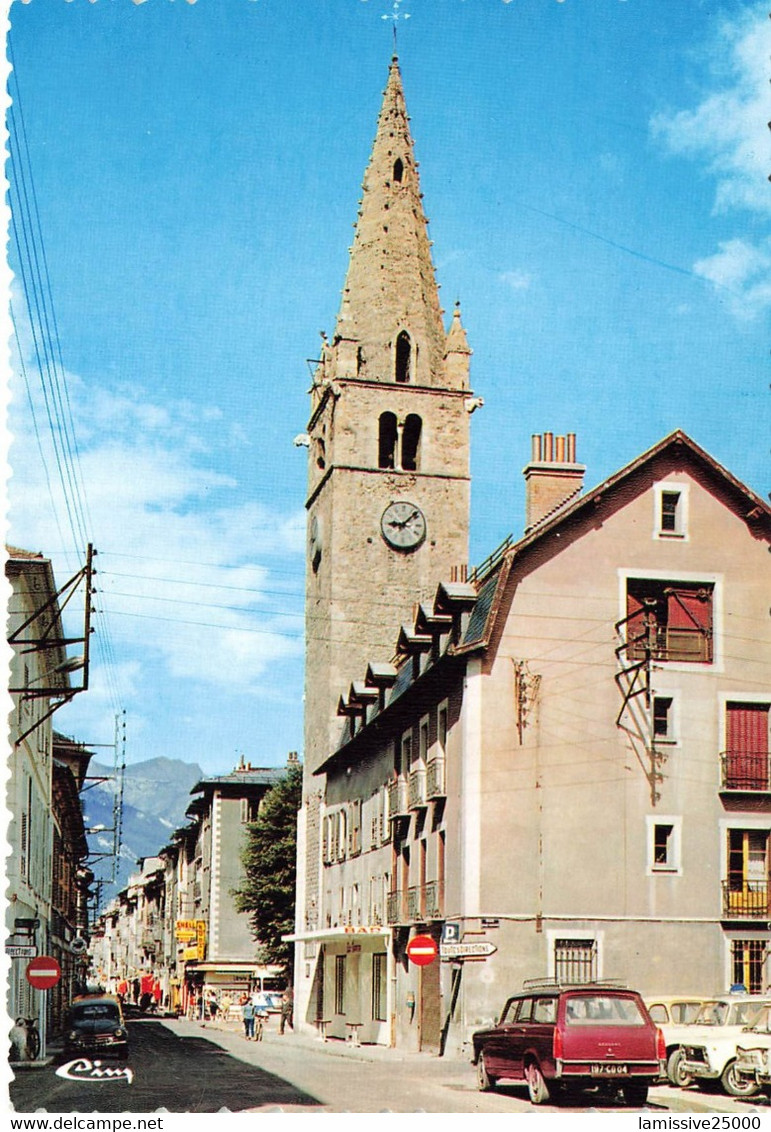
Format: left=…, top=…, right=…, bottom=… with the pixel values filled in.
left=679, top=996, right=771, bottom=1097
left=645, top=997, right=709, bottom=1086
left=734, top=1006, right=771, bottom=1091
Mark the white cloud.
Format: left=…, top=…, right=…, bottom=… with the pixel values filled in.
left=500, top=269, right=532, bottom=292
left=651, top=5, right=771, bottom=217
left=8, top=354, right=306, bottom=708
left=693, top=237, right=771, bottom=321
left=650, top=4, right=771, bottom=319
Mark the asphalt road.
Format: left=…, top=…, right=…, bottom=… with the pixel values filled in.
left=10, top=1016, right=771, bottom=1114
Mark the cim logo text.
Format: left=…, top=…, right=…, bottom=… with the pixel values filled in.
left=55, top=1058, right=134, bottom=1085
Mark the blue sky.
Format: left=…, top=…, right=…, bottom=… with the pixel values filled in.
left=6, top=0, right=770, bottom=785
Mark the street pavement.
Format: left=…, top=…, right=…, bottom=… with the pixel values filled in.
left=9, top=1012, right=771, bottom=1115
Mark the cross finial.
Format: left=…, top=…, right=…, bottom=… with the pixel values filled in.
left=381, top=0, right=410, bottom=49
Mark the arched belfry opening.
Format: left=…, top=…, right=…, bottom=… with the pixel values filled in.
left=393, top=157, right=404, bottom=183
left=402, top=414, right=422, bottom=471
left=378, top=412, right=398, bottom=469
left=395, top=331, right=412, bottom=384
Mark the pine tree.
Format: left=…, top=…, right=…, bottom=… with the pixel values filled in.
left=233, top=763, right=303, bottom=976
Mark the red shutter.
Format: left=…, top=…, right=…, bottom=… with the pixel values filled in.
left=666, top=587, right=713, bottom=661
left=726, top=703, right=769, bottom=789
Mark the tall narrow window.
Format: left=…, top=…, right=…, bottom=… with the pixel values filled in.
left=726, top=830, right=769, bottom=917
left=653, top=696, right=674, bottom=741
left=393, top=158, right=404, bottom=183
left=395, top=331, right=412, bottom=384
left=661, top=492, right=681, bottom=532
left=378, top=412, right=397, bottom=469
left=554, top=939, right=597, bottom=984
left=334, top=955, right=346, bottom=1015
left=372, top=952, right=387, bottom=1021
left=402, top=414, right=422, bottom=471
left=724, top=703, right=770, bottom=790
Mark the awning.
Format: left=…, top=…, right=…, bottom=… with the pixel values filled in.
left=283, top=927, right=392, bottom=944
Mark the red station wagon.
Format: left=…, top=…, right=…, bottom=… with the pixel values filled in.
left=472, top=983, right=666, bottom=1106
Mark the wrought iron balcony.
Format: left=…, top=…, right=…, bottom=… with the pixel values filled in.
left=407, top=885, right=422, bottom=921
left=408, top=764, right=427, bottom=810
left=720, top=751, right=771, bottom=792
left=722, top=881, right=769, bottom=919
left=388, top=776, right=409, bottom=819
left=423, top=879, right=443, bottom=920
left=386, top=889, right=405, bottom=925
left=426, top=755, right=446, bottom=799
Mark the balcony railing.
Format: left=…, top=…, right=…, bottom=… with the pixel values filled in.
left=722, top=881, right=769, bottom=919
left=386, top=889, right=405, bottom=925
left=408, top=765, right=427, bottom=810
left=388, top=776, right=409, bottom=820
left=423, top=879, right=444, bottom=920
left=407, top=886, right=422, bottom=921
left=426, top=755, right=446, bottom=799
left=720, top=751, right=770, bottom=792
left=628, top=625, right=712, bottom=664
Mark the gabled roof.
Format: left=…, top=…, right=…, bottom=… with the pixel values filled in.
left=457, top=429, right=770, bottom=654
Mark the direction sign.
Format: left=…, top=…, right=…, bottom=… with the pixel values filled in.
left=5, top=944, right=37, bottom=959
left=440, top=941, right=497, bottom=960
left=406, top=934, right=438, bottom=966
left=26, top=955, right=61, bottom=989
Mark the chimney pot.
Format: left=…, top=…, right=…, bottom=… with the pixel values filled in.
left=523, top=431, right=585, bottom=531
left=555, top=435, right=565, bottom=462
left=531, top=434, right=542, bottom=462
left=544, top=432, right=554, bottom=461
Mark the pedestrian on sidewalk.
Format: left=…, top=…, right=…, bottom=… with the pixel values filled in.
left=241, top=995, right=255, bottom=1040
left=279, top=987, right=294, bottom=1035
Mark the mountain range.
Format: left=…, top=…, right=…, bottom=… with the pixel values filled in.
left=83, top=756, right=203, bottom=909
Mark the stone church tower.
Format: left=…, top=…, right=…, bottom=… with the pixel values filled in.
left=295, top=57, right=476, bottom=1012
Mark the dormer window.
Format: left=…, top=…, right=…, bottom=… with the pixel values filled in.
left=393, top=158, right=404, bottom=183
left=395, top=331, right=412, bottom=384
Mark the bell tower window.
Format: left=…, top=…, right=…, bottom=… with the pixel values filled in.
left=378, top=412, right=397, bottom=469
left=395, top=331, right=412, bottom=384
left=393, top=158, right=404, bottom=183
left=402, top=414, right=422, bottom=471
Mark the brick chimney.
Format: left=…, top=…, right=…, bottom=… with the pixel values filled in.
left=524, top=432, right=585, bottom=532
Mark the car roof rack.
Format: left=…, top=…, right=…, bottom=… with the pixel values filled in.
left=521, top=978, right=629, bottom=991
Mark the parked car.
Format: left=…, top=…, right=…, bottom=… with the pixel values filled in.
left=644, top=996, right=710, bottom=1086
left=678, top=995, right=771, bottom=1098
left=252, top=991, right=283, bottom=1016
left=734, top=1006, right=771, bottom=1091
left=472, top=983, right=665, bottom=1107
left=65, top=995, right=129, bottom=1059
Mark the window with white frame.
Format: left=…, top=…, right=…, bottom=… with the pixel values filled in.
left=654, top=483, right=688, bottom=539
left=646, top=815, right=682, bottom=874
left=652, top=694, right=678, bottom=744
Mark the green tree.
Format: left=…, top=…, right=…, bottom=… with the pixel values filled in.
left=233, top=763, right=303, bottom=977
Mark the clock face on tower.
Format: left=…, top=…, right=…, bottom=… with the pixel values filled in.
left=380, top=500, right=426, bottom=551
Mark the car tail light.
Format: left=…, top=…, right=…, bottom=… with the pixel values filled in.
left=656, top=1027, right=666, bottom=1060
left=553, top=1026, right=563, bottom=1061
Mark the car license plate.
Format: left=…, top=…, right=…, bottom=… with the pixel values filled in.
left=590, top=1063, right=628, bottom=1076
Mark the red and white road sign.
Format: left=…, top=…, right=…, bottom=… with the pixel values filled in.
left=406, top=934, right=438, bottom=967
left=26, top=955, right=61, bottom=990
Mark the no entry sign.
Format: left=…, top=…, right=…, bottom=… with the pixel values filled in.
left=26, top=955, right=61, bottom=990
left=407, top=934, right=438, bottom=967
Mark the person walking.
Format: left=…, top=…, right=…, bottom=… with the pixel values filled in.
left=279, top=987, right=294, bottom=1035
left=241, top=995, right=255, bottom=1040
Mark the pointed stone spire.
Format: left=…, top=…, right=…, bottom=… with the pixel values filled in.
left=332, top=56, right=446, bottom=386
left=444, top=301, right=472, bottom=389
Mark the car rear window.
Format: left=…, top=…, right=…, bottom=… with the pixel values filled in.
left=564, top=995, right=647, bottom=1027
